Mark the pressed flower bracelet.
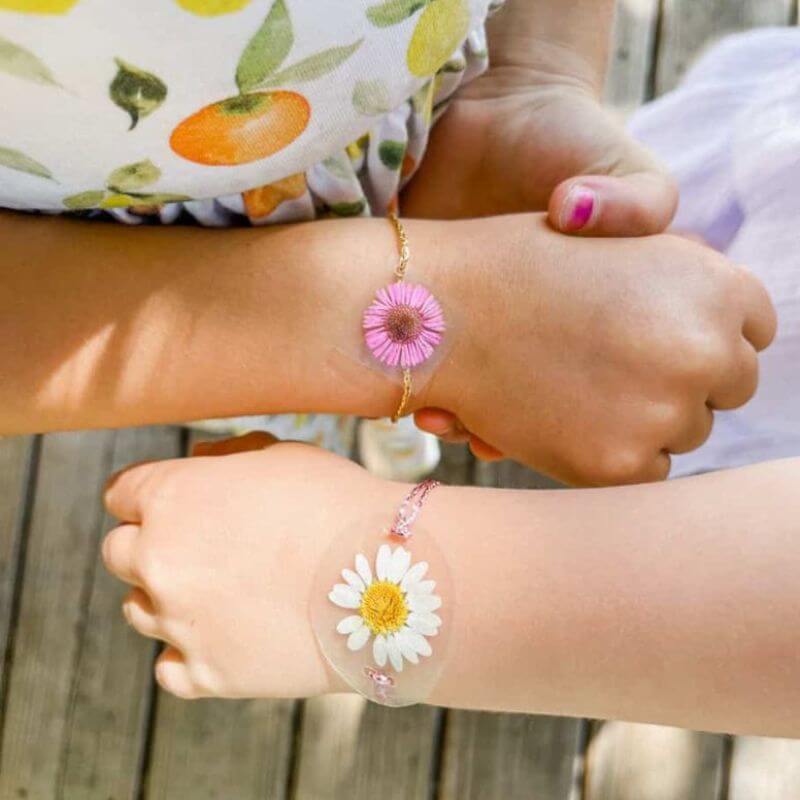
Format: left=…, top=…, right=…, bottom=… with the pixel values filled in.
left=311, top=479, right=451, bottom=707
left=362, top=213, right=446, bottom=421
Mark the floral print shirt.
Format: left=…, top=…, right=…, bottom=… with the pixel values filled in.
left=0, top=0, right=498, bottom=226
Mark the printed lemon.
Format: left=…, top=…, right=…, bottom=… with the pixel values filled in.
left=176, top=0, right=251, bottom=16
left=170, top=91, right=310, bottom=166
left=406, top=0, right=470, bottom=77
left=0, top=0, right=78, bottom=12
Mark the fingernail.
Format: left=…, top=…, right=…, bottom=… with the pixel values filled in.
left=561, top=185, right=597, bottom=232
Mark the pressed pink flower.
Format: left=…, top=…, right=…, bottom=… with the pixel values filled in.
left=363, top=282, right=445, bottom=368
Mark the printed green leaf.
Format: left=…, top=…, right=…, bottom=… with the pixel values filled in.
left=109, top=58, right=167, bottom=130
left=259, top=39, right=363, bottom=88
left=106, top=159, right=161, bottom=192
left=63, top=190, right=106, bottom=210
left=101, top=191, right=191, bottom=208
left=0, top=146, right=53, bottom=180
left=328, top=199, right=366, bottom=217
left=366, top=0, right=427, bottom=27
left=236, top=0, right=293, bottom=92
left=352, top=79, right=391, bottom=115
left=0, top=35, right=60, bottom=87
left=378, top=140, right=406, bottom=170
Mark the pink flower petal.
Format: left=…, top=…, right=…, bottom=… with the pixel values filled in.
left=363, top=282, right=445, bottom=367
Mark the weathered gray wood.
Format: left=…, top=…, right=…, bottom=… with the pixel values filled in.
left=145, top=696, right=296, bottom=800
left=294, top=696, right=441, bottom=800
left=60, top=426, right=182, bottom=799
left=585, top=722, right=726, bottom=800
left=728, top=737, right=800, bottom=799
left=438, top=459, right=581, bottom=800
left=440, top=712, right=583, bottom=800
left=656, top=0, right=795, bottom=95
left=0, top=436, right=35, bottom=695
left=292, top=442, right=470, bottom=800
left=144, top=429, right=297, bottom=800
left=0, top=431, right=116, bottom=799
left=605, top=0, right=661, bottom=112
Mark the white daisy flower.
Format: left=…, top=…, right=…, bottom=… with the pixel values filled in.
left=328, top=544, right=442, bottom=672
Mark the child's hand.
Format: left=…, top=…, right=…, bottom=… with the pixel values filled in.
left=402, top=58, right=676, bottom=237
left=102, top=434, right=391, bottom=699
left=421, top=216, right=776, bottom=486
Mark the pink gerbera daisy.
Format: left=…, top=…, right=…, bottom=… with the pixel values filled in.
left=363, top=282, right=445, bottom=368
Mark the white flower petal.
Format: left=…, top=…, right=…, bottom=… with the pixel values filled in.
left=347, top=625, right=371, bottom=651
left=405, top=631, right=433, bottom=657
left=407, top=612, right=441, bottom=636
left=329, top=584, right=362, bottom=609
left=336, top=615, right=364, bottom=635
left=395, top=629, right=420, bottom=664
left=407, top=593, right=442, bottom=613
left=373, top=634, right=388, bottom=667
left=376, top=544, right=392, bottom=580
left=407, top=579, right=435, bottom=596
left=342, top=568, right=365, bottom=593
left=400, top=561, right=428, bottom=591
left=388, top=546, right=412, bottom=583
left=355, top=553, right=372, bottom=586
left=386, top=635, right=404, bottom=672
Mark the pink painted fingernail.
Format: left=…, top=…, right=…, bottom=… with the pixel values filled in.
left=561, top=185, right=597, bottom=232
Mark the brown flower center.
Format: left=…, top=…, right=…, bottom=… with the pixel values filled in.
left=385, top=305, right=423, bottom=343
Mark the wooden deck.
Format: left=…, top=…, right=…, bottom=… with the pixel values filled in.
left=1, top=1, right=799, bottom=797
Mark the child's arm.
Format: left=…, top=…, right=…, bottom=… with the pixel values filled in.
left=104, top=438, right=800, bottom=737
left=429, top=458, right=800, bottom=736
left=0, top=211, right=773, bottom=486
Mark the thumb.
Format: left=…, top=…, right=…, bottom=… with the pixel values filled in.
left=550, top=170, right=678, bottom=237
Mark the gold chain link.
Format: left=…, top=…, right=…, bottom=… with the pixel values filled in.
left=389, top=211, right=410, bottom=281
left=388, top=212, right=412, bottom=421
left=392, top=368, right=413, bottom=423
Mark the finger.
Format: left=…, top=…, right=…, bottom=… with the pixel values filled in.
left=122, top=587, right=166, bottom=640
left=468, top=435, right=505, bottom=462
left=155, top=646, right=199, bottom=699
left=413, top=408, right=471, bottom=444
left=192, top=431, right=279, bottom=457
left=737, top=267, right=778, bottom=352
left=666, top=406, right=714, bottom=455
left=707, top=343, right=759, bottom=411
left=104, top=460, right=164, bottom=523
left=102, top=524, right=141, bottom=585
left=550, top=171, right=678, bottom=237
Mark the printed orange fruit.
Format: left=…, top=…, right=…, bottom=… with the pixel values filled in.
left=243, top=172, right=307, bottom=218
left=170, top=91, right=310, bottom=166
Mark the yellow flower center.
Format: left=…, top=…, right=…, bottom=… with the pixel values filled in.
left=359, top=581, right=408, bottom=635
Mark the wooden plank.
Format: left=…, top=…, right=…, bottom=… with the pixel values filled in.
left=728, top=737, right=800, bottom=799
left=60, top=426, right=182, bottom=799
left=0, top=436, right=36, bottom=697
left=438, top=459, right=582, bottom=800
left=440, top=711, right=583, bottom=800
left=144, top=429, right=296, bottom=800
left=585, top=722, right=726, bottom=800
left=0, top=431, right=116, bottom=799
left=604, top=0, right=661, bottom=113
left=656, top=0, right=795, bottom=95
left=292, top=443, right=471, bottom=800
